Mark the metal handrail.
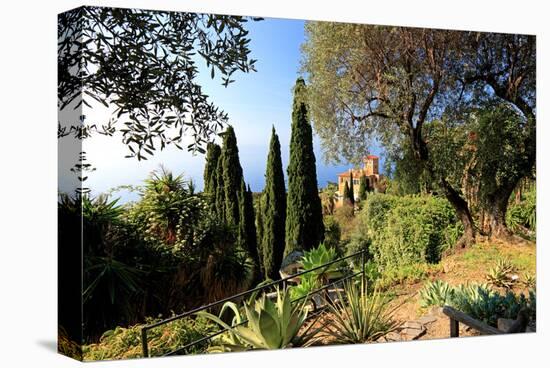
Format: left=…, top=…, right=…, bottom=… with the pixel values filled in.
left=141, top=249, right=367, bottom=357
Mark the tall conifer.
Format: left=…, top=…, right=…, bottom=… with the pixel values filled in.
left=358, top=174, right=368, bottom=201
left=285, top=78, right=324, bottom=255
left=238, top=180, right=259, bottom=273
left=221, top=126, right=244, bottom=227
left=262, top=126, right=287, bottom=279
left=215, top=157, right=225, bottom=220
left=348, top=171, right=355, bottom=205
left=203, top=143, right=221, bottom=205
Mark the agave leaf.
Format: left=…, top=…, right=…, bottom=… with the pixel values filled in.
left=234, top=326, right=265, bottom=349
left=258, top=309, right=283, bottom=348
left=263, top=296, right=280, bottom=329
left=280, top=290, right=292, bottom=332
left=243, top=300, right=261, bottom=335
left=219, top=301, right=243, bottom=324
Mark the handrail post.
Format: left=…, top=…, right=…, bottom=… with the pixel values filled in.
left=141, top=327, right=149, bottom=358
left=450, top=318, right=459, bottom=338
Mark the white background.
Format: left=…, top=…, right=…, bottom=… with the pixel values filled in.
left=0, top=0, right=547, bottom=366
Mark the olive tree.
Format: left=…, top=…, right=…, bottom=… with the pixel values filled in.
left=301, top=22, right=535, bottom=245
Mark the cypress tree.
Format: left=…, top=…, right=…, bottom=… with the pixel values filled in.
left=238, top=180, right=259, bottom=272
left=262, top=126, right=287, bottom=279
left=221, top=126, right=244, bottom=227
left=255, top=194, right=265, bottom=276
left=203, top=143, right=221, bottom=202
left=358, top=174, right=368, bottom=201
left=343, top=181, right=352, bottom=205
left=285, top=78, right=324, bottom=255
left=215, top=155, right=226, bottom=221
left=348, top=171, right=355, bottom=205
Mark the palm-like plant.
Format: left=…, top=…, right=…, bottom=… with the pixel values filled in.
left=128, top=166, right=205, bottom=250
left=323, top=281, right=396, bottom=344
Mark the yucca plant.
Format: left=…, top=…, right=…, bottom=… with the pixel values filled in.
left=198, top=287, right=322, bottom=351
left=323, top=281, right=396, bottom=344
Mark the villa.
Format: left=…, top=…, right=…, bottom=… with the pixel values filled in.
left=336, top=155, right=382, bottom=207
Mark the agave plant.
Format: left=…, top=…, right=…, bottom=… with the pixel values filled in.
left=301, top=243, right=344, bottom=284
left=289, top=274, right=319, bottom=302
left=323, top=281, right=396, bottom=344
left=198, top=287, right=322, bottom=351
left=486, top=258, right=516, bottom=289
left=523, top=273, right=536, bottom=289
left=419, top=279, right=455, bottom=308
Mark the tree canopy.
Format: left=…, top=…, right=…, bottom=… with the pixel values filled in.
left=58, top=6, right=261, bottom=159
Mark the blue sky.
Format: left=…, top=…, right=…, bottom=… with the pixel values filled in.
left=80, top=17, right=382, bottom=202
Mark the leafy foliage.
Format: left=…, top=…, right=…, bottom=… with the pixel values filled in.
left=322, top=216, right=342, bottom=251
left=125, top=167, right=206, bottom=253
left=507, top=187, right=536, bottom=233
left=58, top=6, right=260, bottom=158
left=83, top=316, right=216, bottom=360
left=320, top=182, right=339, bottom=215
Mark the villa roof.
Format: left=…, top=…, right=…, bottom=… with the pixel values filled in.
left=337, top=169, right=364, bottom=177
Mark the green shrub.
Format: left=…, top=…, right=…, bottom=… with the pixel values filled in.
left=82, top=316, right=216, bottom=360
left=354, top=194, right=457, bottom=268
left=376, top=263, right=432, bottom=290
left=323, top=215, right=342, bottom=251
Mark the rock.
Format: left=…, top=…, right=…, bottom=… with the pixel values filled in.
left=428, top=306, right=444, bottom=317
left=380, top=331, right=403, bottom=342
left=402, top=321, right=424, bottom=330
left=402, top=326, right=426, bottom=340
left=417, top=315, right=437, bottom=325
left=497, top=318, right=515, bottom=332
